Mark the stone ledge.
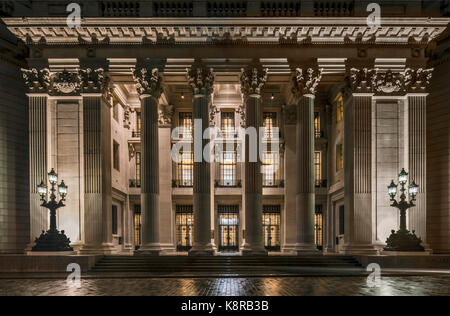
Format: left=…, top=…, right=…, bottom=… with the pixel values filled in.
left=355, top=254, right=450, bottom=269
left=0, top=255, right=103, bottom=273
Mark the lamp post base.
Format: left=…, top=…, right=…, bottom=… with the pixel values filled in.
left=384, top=229, right=425, bottom=252
left=31, top=229, right=74, bottom=252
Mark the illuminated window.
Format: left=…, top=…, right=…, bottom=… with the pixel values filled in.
left=314, top=112, right=321, bottom=138
left=113, top=141, right=120, bottom=171
left=315, top=151, right=322, bottom=187
left=315, top=205, right=323, bottom=250
left=218, top=205, right=239, bottom=252
left=134, top=205, right=141, bottom=250
left=136, top=111, right=141, bottom=133
left=179, top=112, right=193, bottom=139
left=220, top=151, right=237, bottom=186
left=263, top=112, right=277, bottom=139
left=336, top=144, right=344, bottom=171
left=176, top=205, right=194, bottom=251
left=335, top=94, right=344, bottom=122
left=262, top=151, right=280, bottom=187
left=176, top=151, right=193, bottom=187
left=135, top=152, right=141, bottom=188
left=262, top=205, right=281, bottom=251
left=221, top=112, right=235, bottom=138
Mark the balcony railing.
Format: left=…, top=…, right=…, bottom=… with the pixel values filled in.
left=315, top=130, right=324, bottom=139
left=132, top=131, right=141, bottom=138
left=129, top=179, right=141, bottom=188
left=215, top=179, right=242, bottom=188
left=100, top=1, right=141, bottom=17
left=263, top=179, right=284, bottom=188
left=172, top=179, right=193, bottom=188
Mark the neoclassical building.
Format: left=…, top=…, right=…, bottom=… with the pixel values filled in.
left=0, top=0, right=449, bottom=256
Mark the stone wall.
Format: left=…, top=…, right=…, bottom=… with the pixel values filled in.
left=427, top=30, right=450, bottom=254
left=0, top=22, right=29, bottom=254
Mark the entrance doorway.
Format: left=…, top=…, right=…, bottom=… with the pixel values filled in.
left=218, top=205, right=239, bottom=252
left=262, top=205, right=281, bottom=251
left=176, top=205, right=194, bottom=251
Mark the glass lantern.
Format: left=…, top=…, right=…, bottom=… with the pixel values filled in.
left=37, top=181, right=48, bottom=198
left=409, top=181, right=419, bottom=198
left=398, top=168, right=408, bottom=185
left=58, top=180, right=68, bottom=199
left=48, top=168, right=58, bottom=185
left=388, top=180, right=398, bottom=198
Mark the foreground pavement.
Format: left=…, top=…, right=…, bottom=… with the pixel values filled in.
left=1, top=275, right=450, bottom=296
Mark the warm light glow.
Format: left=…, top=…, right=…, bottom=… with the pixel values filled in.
left=398, top=168, right=408, bottom=185
left=388, top=180, right=398, bottom=198
left=409, top=180, right=419, bottom=197
left=48, top=168, right=58, bottom=184
left=58, top=180, right=68, bottom=198
left=37, top=181, right=47, bottom=197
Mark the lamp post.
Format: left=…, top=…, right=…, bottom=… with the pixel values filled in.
left=384, top=168, right=424, bottom=252
left=32, top=168, right=73, bottom=252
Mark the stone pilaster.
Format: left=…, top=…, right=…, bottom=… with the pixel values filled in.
left=22, top=68, right=51, bottom=247
left=404, top=68, right=433, bottom=248
left=132, top=59, right=165, bottom=255
left=79, top=67, right=115, bottom=254
left=291, top=67, right=322, bottom=254
left=187, top=61, right=216, bottom=255
left=342, top=68, right=378, bottom=254
left=240, top=62, right=267, bottom=256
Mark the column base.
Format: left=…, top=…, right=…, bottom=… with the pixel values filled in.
left=341, top=243, right=379, bottom=255
left=241, top=243, right=268, bottom=256
left=134, top=243, right=166, bottom=256
left=292, top=243, right=320, bottom=255
left=79, top=243, right=116, bottom=255
left=189, top=243, right=216, bottom=256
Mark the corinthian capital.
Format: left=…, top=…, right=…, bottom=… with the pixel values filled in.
left=291, top=68, right=323, bottom=100
left=403, top=68, right=433, bottom=93
left=240, top=63, right=268, bottom=97
left=21, top=68, right=51, bottom=93
left=50, top=70, right=81, bottom=95
left=79, top=68, right=106, bottom=93
left=132, top=61, right=164, bottom=98
left=187, top=62, right=214, bottom=96
left=349, top=68, right=377, bottom=93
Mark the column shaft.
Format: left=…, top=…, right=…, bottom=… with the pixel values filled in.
left=294, top=95, right=317, bottom=253
left=138, top=95, right=162, bottom=254
left=242, top=95, right=266, bottom=255
left=190, top=95, right=215, bottom=255
left=80, top=96, right=114, bottom=254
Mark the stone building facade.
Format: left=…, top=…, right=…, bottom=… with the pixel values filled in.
left=0, top=0, right=449, bottom=255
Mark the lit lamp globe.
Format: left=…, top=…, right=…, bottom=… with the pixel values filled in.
left=48, top=168, right=58, bottom=185
left=387, top=180, right=398, bottom=199
left=398, top=168, right=408, bottom=185
left=58, top=180, right=68, bottom=199
left=37, top=181, right=48, bottom=199
left=409, top=181, right=419, bottom=198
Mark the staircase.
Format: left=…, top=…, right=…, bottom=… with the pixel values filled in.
left=90, top=255, right=362, bottom=276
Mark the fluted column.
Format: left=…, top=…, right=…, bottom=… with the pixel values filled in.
left=240, top=62, right=267, bottom=256
left=79, top=68, right=115, bottom=254
left=291, top=68, right=322, bottom=254
left=21, top=69, right=52, bottom=248
left=133, top=60, right=165, bottom=255
left=342, top=68, right=377, bottom=255
left=187, top=61, right=216, bottom=255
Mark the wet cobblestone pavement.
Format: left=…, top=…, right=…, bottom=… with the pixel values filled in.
left=1, top=276, right=449, bottom=296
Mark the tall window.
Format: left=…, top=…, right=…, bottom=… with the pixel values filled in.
left=134, top=111, right=141, bottom=137
left=135, top=152, right=141, bottom=187
left=113, top=141, right=120, bottom=171
left=262, top=151, right=280, bottom=187
left=221, top=111, right=235, bottom=138
left=134, top=205, right=141, bottom=249
left=335, top=94, right=344, bottom=122
left=112, top=205, right=118, bottom=235
left=314, top=112, right=321, bottom=138
left=339, top=205, right=345, bottom=235
left=262, top=205, right=281, bottom=251
left=336, top=144, right=343, bottom=171
left=315, top=205, right=323, bottom=250
left=179, top=112, right=193, bottom=139
left=263, top=112, right=277, bottom=139
left=176, top=151, right=193, bottom=187
left=220, top=151, right=237, bottom=186
left=176, top=205, right=194, bottom=251
left=315, top=151, right=322, bottom=187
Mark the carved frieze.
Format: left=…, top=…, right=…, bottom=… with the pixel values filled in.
left=291, top=68, right=323, bottom=99
left=209, top=103, right=220, bottom=127
left=349, top=68, right=377, bottom=93
left=187, top=61, right=214, bottom=96
left=235, top=104, right=246, bottom=128
left=403, top=68, right=433, bottom=93
left=132, top=64, right=163, bottom=98
left=79, top=68, right=106, bottom=93
left=21, top=68, right=51, bottom=93
left=51, top=70, right=81, bottom=95
left=240, top=63, right=268, bottom=97
left=374, top=70, right=404, bottom=94
left=158, top=104, right=175, bottom=127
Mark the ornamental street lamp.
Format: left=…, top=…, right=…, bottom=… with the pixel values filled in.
left=32, top=168, right=73, bottom=252
left=384, top=168, right=425, bottom=252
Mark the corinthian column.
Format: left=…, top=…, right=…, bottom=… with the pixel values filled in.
left=240, top=62, right=268, bottom=256
left=187, top=61, right=216, bottom=256
left=133, top=59, right=165, bottom=255
left=291, top=67, right=322, bottom=254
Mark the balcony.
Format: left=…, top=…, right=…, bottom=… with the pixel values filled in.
left=172, top=179, right=193, bottom=188
left=132, top=131, right=141, bottom=138
left=263, top=179, right=284, bottom=188
left=129, top=179, right=141, bottom=188
left=315, top=130, right=324, bottom=139
left=214, top=179, right=242, bottom=188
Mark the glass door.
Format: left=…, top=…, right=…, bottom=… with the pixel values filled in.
left=176, top=205, right=194, bottom=251
left=262, top=206, right=281, bottom=251
left=218, top=208, right=239, bottom=252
